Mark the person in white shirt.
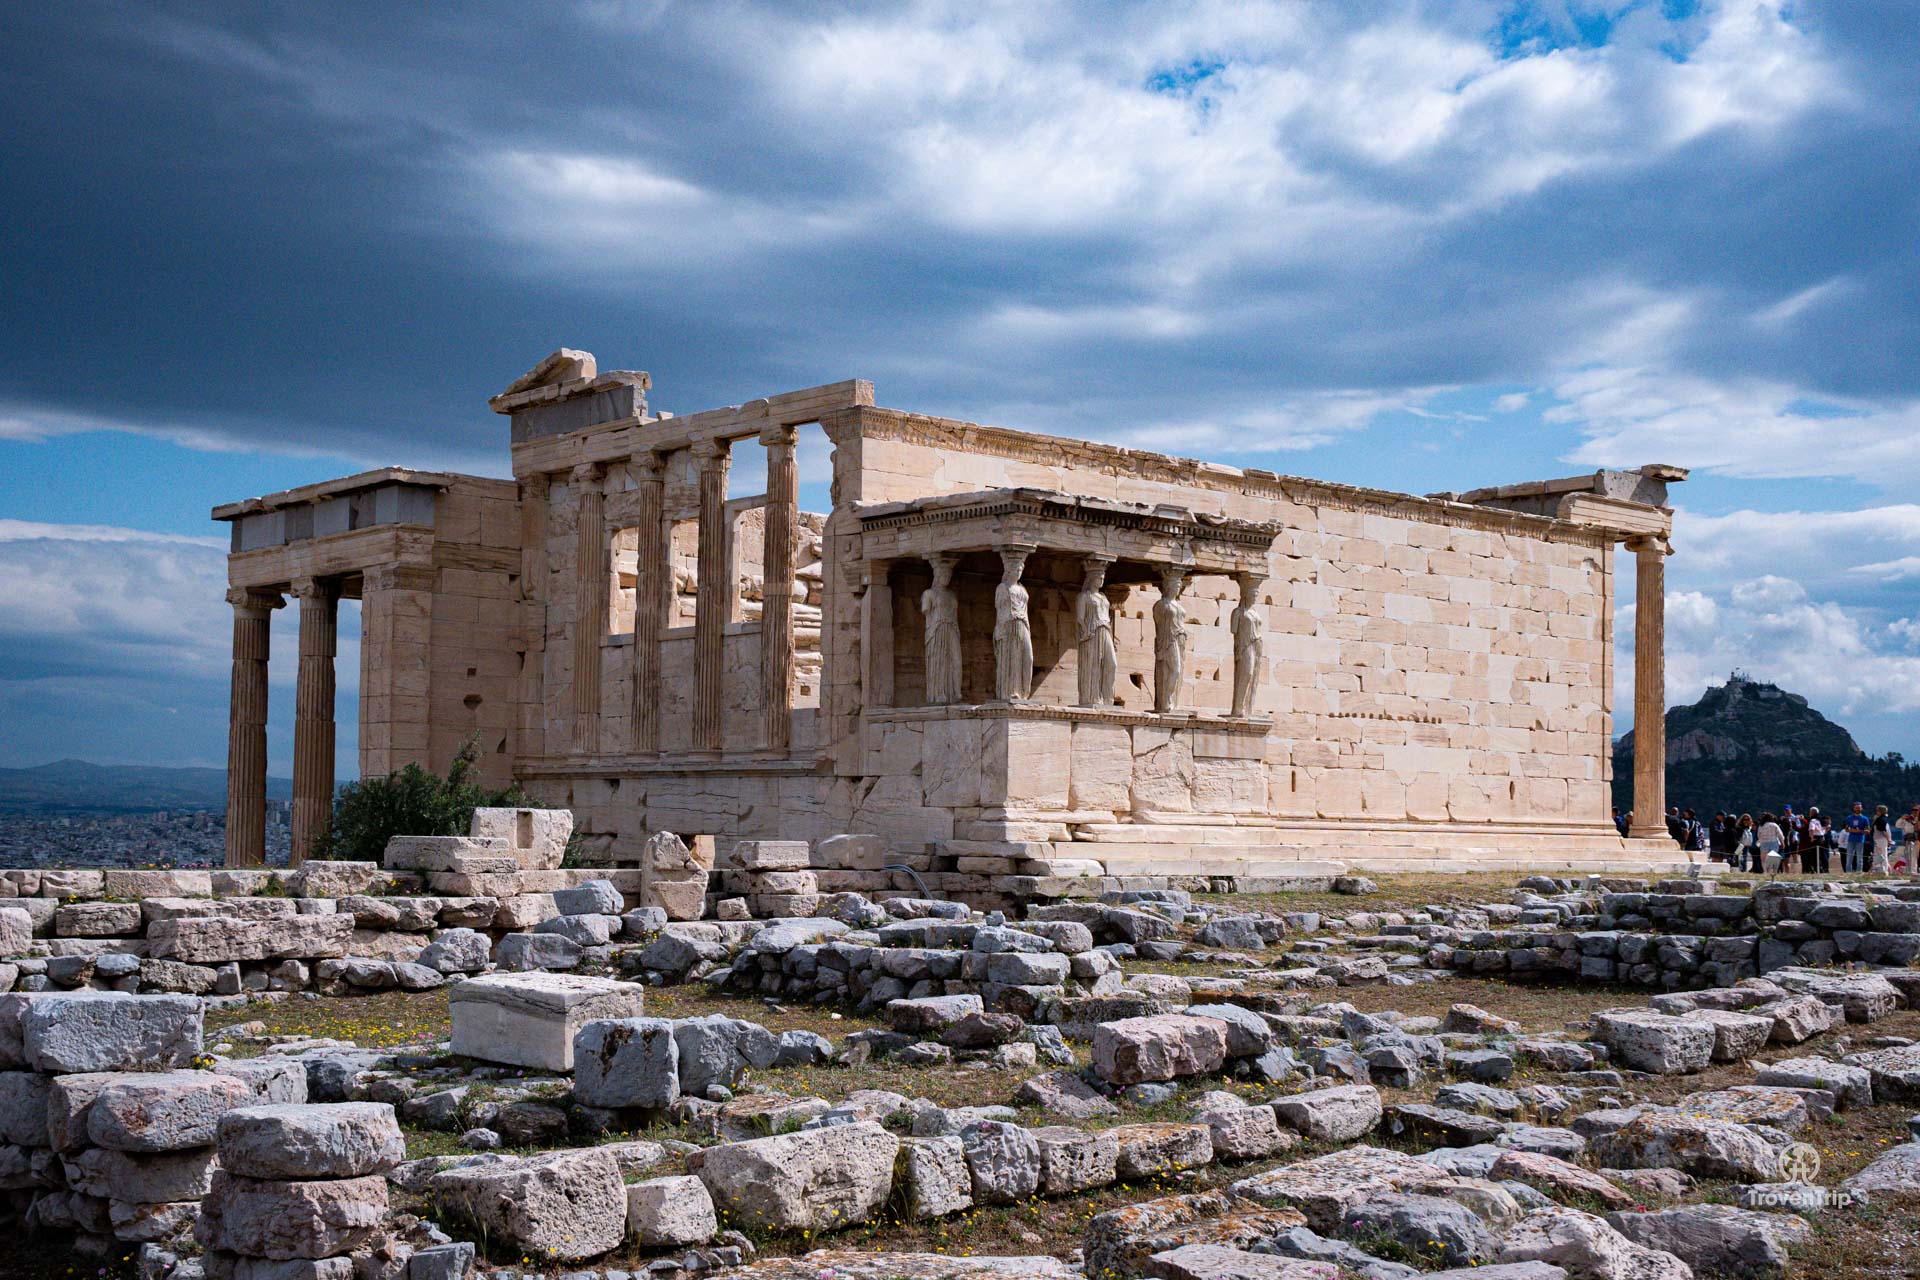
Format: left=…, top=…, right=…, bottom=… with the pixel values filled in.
left=1756, top=813, right=1786, bottom=874
left=1806, top=810, right=1828, bottom=875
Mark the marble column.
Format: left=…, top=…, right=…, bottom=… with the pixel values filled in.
left=224, top=587, right=282, bottom=868
left=1152, top=566, right=1189, bottom=714
left=571, top=463, right=607, bottom=755
left=692, top=438, right=731, bottom=754
left=760, top=423, right=798, bottom=752
left=629, top=452, right=667, bottom=755
left=1628, top=534, right=1672, bottom=839
left=289, top=577, right=338, bottom=865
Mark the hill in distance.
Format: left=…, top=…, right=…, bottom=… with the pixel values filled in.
left=0, top=759, right=292, bottom=815
left=1614, top=673, right=1920, bottom=818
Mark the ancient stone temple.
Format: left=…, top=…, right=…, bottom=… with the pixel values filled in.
left=216, top=349, right=1686, bottom=884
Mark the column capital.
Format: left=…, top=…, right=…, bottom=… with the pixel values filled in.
left=570, top=461, right=606, bottom=487
left=690, top=437, right=730, bottom=463
left=631, top=449, right=668, bottom=480
left=1625, top=533, right=1672, bottom=557
left=1082, top=552, right=1117, bottom=567
left=758, top=421, right=799, bottom=449
left=289, top=576, right=338, bottom=603
left=226, top=586, right=284, bottom=615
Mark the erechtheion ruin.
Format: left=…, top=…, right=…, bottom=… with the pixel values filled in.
left=215, top=350, right=1687, bottom=886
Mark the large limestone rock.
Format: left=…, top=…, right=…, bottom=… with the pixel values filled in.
left=216, top=1104, right=406, bottom=1179
left=625, top=1174, right=717, bottom=1247
left=1844, top=1043, right=1920, bottom=1103
left=1093, top=1014, right=1229, bottom=1086
left=149, top=915, right=353, bottom=963
left=573, top=1018, right=680, bottom=1110
left=673, top=1014, right=777, bottom=1097
left=448, top=972, right=645, bottom=1071
left=1083, top=1190, right=1310, bottom=1280
left=691, top=1255, right=1077, bottom=1279
left=1229, top=1146, right=1452, bottom=1232
left=1753, top=1057, right=1873, bottom=1108
left=63, top=1145, right=216, bottom=1202
left=1841, top=1140, right=1920, bottom=1203
left=959, top=1119, right=1041, bottom=1205
left=1689, top=1010, right=1774, bottom=1063
left=1591, top=1011, right=1714, bottom=1075
left=1032, top=1125, right=1119, bottom=1195
left=1146, top=1245, right=1337, bottom=1279
left=1488, top=1151, right=1632, bottom=1209
left=382, top=835, right=510, bottom=872
left=1606, top=1204, right=1808, bottom=1278
left=1336, top=1191, right=1500, bottom=1268
left=1497, top=1208, right=1693, bottom=1280
left=688, top=1120, right=899, bottom=1232
left=87, top=1070, right=250, bottom=1152
left=1589, top=1111, right=1787, bottom=1183
left=1269, top=1084, right=1382, bottom=1143
left=430, top=1147, right=627, bottom=1262
left=196, top=1171, right=388, bottom=1260
left=8, top=991, right=203, bottom=1072
left=640, top=831, right=711, bottom=921
left=1113, top=1122, right=1215, bottom=1179
left=895, top=1135, right=974, bottom=1219
left=0, top=907, right=30, bottom=958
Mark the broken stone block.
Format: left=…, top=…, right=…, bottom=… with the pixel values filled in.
left=1488, top=1150, right=1633, bottom=1208
left=1759, top=995, right=1840, bottom=1044
left=688, top=1119, right=899, bottom=1233
left=216, top=1104, right=406, bottom=1179
left=1200, top=1103, right=1288, bottom=1160
left=470, top=807, right=573, bottom=871
left=1591, top=1011, right=1715, bottom=1075
left=1841, top=1140, right=1920, bottom=1202
left=1690, top=1010, right=1774, bottom=1063
left=0, top=908, right=29, bottom=958
left=63, top=1145, right=217, bottom=1205
left=1113, top=1122, right=1214, bottom=1179
left=1083, top=1190, right=1310, bottom=1280
left=1269, top=1084, right=1382, bottom=1143
left=1229, top=1146, right=1452, bottom=1232
left=625, top=1173, right=717, bottom=1247
left=960, top=1118, right=1041, bottom=1204
left=1498, top=1207, right=1691, bottom=1280
left=0, top=1070, right=50, bottom=1146
left=552, top=879, right=624, bottom=916
left=1032, top=1124, right=1119, bottom=1195
left=447, top=972, right=645, bottom=1072
left=381, top=836, right=510, bottom=873
left=13, top=991, right=203, bottom=1073
left=417, top=929, right=490, bottom=975
left=895, top=1135, right=974, bottom=1219
left=1014, top=1069, right=1119, bottom=1120
left=87, top=1070, right=251, bottom=1152
left=573, top=1018, right=679, bottom=1110
left=291, top=862, right=384, bottom=899
left=736, top=841, right=810, bottom=870
left=1607, top=1203, right=1808, bottom=1279
left=1590, top=1111, right=1788, bottom=1182
left=430, top=1147, right=626, bottom=1262
left=1093, top=1014, right=1229, bottom=1086
left=149, top=915, right=353, bottom=964
left=196, top=1171, right=388, bottom=1261
left=1844, top=1043, right=1920, bottom=1103
left=884, top=994, right=984, bottom=1035
left=673, top=1014, right=777, bottom=1097
left=1147, top=1244, right=1337, bottom=1280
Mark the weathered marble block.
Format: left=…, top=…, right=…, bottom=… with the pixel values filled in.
left=381, top=835, right=510, bottom=872
left=448, top=972, right=646, bottom=1071
left=148, top=915, right=354, bottom=964
left=6, top=991, right=203, bottom=1073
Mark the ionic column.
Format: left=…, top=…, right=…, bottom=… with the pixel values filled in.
left=224, top=587, right=282, bottom=868
left=571, top=463, right=607, bottom=755
left=629, top=451, right=667, bottom=755
left=1627, top=534, right=1672, bottom=839
left=289, top=577, right=338, bottom=865
left=760, top=423, right=799, bottom=752
left=692, top=438, right=731, bottom=754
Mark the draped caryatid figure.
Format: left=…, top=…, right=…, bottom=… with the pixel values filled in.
left=921, top=552, right=963, bottom=704
left=1230, top=572, right=1265, bottom=718
left=993, top=546, right=1034, bottom=701
left=1152, top=566, right=1188, bottom=713
left=1075, top=556, right=1116, bottom=706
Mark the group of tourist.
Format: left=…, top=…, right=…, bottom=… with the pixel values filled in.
left=1612, top=803, right=1920, bottom=875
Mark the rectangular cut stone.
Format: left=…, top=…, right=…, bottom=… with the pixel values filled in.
left=382, top=835, right=510, bottom=872
left=470, top=806, right=573, bottom=871
left=102, top=870, right=214, bottom=898
left=735, top=841, right=811, bottom=870
left=149, top=915, right=353, bottom=963
left=449, top=973, right=646, bottom=1071
left=13, top=992, right=203, bottom=1073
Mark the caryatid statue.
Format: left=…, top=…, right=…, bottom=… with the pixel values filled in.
left=1152, top=566, right=1188, bottom=713
left=921, top=553, right=963, bottom=704
left=993, top=546, right=1034, bottom=701
left=1075, top=557, right=1117, bottom=706
left=1230, top=573, right=1265, bottom=718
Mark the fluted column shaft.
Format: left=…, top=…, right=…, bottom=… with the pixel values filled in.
left=571, top=463, right=607, bottom=755
left=760, top=424, right=799, bottom=752
left=692, top=439, right=731, bottom=753
left=630, top=452, right=667, bottom=754
left=224, top=587, right=281, bottom=867
left=1628, top=534, right=1671, bottom=839
left=290, top=578, right=338, bottom=865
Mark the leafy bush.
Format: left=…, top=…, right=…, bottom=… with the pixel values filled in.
left=313, top=739, right=537, bottom=862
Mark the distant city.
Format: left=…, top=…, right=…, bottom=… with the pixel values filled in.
left=0, top=760, right=295, bottom=868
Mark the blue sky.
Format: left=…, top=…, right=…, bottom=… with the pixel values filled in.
left=2, top=0, right=1918, bottom=780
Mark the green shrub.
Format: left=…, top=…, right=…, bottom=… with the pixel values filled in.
left=313, top=738, right=538, bottom=862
